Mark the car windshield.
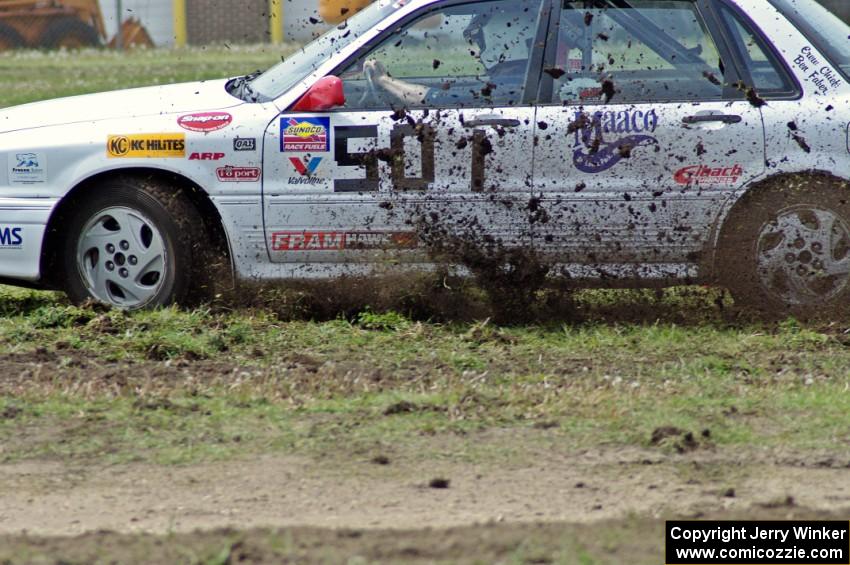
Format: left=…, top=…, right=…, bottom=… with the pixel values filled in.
left=249, top=0, right=402, bottom=101
left=767, top=0, right=850, bottom=80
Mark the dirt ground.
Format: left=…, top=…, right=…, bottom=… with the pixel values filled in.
left=2, top=440, right=849, bottom=535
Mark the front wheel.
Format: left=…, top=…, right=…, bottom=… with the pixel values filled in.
left=62, top=178, right=204, bottom=309
left=718, top=174, right=850, bottom=319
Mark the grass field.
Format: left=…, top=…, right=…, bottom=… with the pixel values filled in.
left=1, top=47, right=850, bottom=564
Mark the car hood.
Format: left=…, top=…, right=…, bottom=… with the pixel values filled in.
left=0, top=79, right=242, bottom=134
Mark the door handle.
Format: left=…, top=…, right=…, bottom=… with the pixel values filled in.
left=463, top=118, right=521, bottom=128
left=682, top=114, right=742, bottom=125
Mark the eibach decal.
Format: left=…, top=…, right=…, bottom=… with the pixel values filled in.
left=177, top=112, right=233, bottom=133
left=674, top=164, right=743, bottom=186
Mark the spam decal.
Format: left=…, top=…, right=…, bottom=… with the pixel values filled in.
left=281, top=117, right=331, bottom=152
left=107, top=134, right=186, bottom=158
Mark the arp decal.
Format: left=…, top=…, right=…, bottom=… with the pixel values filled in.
left=177, top=112, right=233, bottom=133
left=0, top=226, right=22, bottom=249
left=189, top=152, right=225, bottom=161
left=674, top=164, right=743, bottom=186
left=270, top=231, right=417, bottom=252
left=793, top=46, right=842, bottom=95
left=570, top=110, right=658, bottom=174
left=234, top=137, right=257, bottom=151
left=107, top=134, right=186, bottom=158
left=334, top=125, right=379, bottom=193
left=282, top=117, right=331, bottom=152
left=216, top=166, right=261, bottom=182
left=8, top=152, right=46, bottom=184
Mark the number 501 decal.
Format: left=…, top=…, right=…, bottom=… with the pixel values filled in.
left=333, top=123, right=487, bottom=193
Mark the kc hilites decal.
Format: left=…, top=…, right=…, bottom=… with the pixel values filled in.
left=281, top=117, right=331, bottom=152
left=177, top=112, right=233, bottom=133
left=107, top=134, right=186, bottom=158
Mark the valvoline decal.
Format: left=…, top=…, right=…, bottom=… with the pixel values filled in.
left=177, top=112, right=233, bottom=132
left=570, top=109, right=659, bottom=173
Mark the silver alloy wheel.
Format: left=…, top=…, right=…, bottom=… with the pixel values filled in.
left=756, top=205, right=850, bottom=306
left=76, top=206, right=167, bottom=308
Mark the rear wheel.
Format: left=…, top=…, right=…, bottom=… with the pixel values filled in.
left=717, top=173, right=850, bottom=319
left=41, top=18, right=100, bottom=49
left=62, top=177, right=204, bottom=309
left=0, top=22, right=25, bottom=51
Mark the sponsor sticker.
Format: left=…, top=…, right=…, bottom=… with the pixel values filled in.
left=569, top=109, right=658, bottom=173
left=216, top=166, right=261, bottom=182
left=8, top=152, right=46, bottom=184
left=0, top=226, right=22, bottom=249
left=234, top=137, right=257, bottom=151
left=107, top=134, right=186, bottom=158
left=282, top=117, right=331, bottom=152
left=288, top=157, right=326, bottom=185
left=270, top=231, right=417, bottom=252
left=189, top=152, right=225, bottom=161
left=177, top=112, right=233, bottom=132
left=674, top=164, right=743, bottom=186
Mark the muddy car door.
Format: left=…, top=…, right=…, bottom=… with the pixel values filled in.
left=532, top=0, right=766, bottom=281
left=262, top=0, right=548, bottom=268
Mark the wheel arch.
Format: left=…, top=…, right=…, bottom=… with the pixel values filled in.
left=40, top=167, right=234, bottom=290
left=705, top=169, right=850, bottom=281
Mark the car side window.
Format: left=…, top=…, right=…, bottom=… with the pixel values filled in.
left=552, top=0, right=726, bottom=104
left=337, top=0, right=544, bottom=110
left=717, top=3, right=795, bottom=94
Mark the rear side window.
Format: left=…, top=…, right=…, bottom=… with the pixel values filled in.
left=717, top=3, right=796, bottom=95
left=550, top=0, right=727, bottom=104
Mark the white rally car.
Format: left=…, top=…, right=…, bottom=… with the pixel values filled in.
left=0, top=0, right=848, bottom=315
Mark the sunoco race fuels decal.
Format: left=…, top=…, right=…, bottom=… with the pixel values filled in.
left=570, top=109, right=658, bottom=173
left=107, top=134, right=186, bottom=158
left=282, top=117, right=331, bottom=152
left=675, top=164, right=743, bottom=186
left=216, top=166, right=261, bottom=182
left=177, top=112, right=233, bottom=132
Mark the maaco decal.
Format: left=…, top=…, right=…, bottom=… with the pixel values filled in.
left=0, top=226, right=22, bottom=248
left=570, top=110, right=658, bottom=173
left=177, top=112, right=233, bottom=133
left=216, top=166, right=261, bottom=182
left=282, top=117, right=331, bottom=152
left=107, top=134, right=186, bottom=158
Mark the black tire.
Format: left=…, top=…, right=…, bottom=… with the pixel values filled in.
left=41, top=18, right=100, bottom=50
left=717, top=173, right=850, bottom=319
left=0, top=22, right=25, bottom=51
left=62, top=176, right=205, bottom=309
